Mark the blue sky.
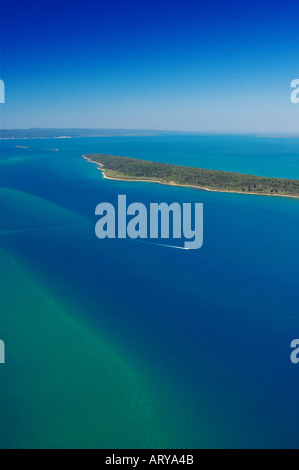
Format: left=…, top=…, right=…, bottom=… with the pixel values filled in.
left=1, top=0, right=298, bottom=132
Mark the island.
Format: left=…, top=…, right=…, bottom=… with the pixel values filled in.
left=83, top=153, right=299, bottom=198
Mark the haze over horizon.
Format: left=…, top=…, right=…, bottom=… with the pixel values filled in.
left=1, top=127, right=299, bottom=136
left=1, top=0, right=298, bottom=133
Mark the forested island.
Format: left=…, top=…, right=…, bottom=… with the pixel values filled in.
left=83, top=153, right=299, bottom=198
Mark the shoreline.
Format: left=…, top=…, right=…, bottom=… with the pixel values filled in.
left=82, top=155, right=299, bottom=199
left=1, top=136, right=73, bottom=140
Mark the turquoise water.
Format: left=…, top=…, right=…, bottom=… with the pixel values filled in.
left=0, top=135, right=299, bottom=448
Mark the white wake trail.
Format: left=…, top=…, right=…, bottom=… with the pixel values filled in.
left=132, top=239, right=189, bottom=250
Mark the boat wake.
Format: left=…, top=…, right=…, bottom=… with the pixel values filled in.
left=132, top=239, right=189, bottom=250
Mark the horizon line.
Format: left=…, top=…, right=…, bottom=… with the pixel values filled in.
left=1, top=127, right=299, bottom=136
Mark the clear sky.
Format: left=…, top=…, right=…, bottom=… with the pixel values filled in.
left=1, top=0, right=298, bottom=132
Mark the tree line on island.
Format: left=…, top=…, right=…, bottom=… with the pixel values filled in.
left=84, top=154, right=299, bottom=198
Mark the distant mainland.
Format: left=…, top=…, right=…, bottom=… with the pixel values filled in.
left=0, top=128, right=181, bottom=139
left=83, top=153, right=299, bottom=198
left=1, top=128, right=299, bottom=140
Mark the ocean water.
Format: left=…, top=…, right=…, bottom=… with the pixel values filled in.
left=0, top=135, right=298, bottom=448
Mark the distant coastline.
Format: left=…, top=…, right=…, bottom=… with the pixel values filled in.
left=1, top=136, right=73, bottom=140
left=1, top=128, right=299, bottom=140
left=83, top=154, right=299, bottom=199
left=0, top=128, right=182, bottom=140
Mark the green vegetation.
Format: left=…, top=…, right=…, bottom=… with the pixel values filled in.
left=85, top=153, right=299, bottom=197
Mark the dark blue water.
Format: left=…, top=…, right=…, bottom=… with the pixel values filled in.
left=1, top=135, right=299, bottom=448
